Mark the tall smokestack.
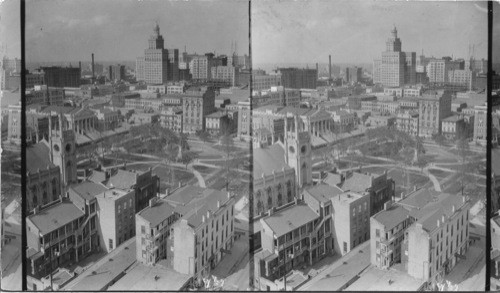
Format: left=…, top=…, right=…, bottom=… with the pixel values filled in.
left=91, top=53, right=95, bottom=84
left=316, top=63, right=319, bottom=79
left=329, top=55, right=332, bottom=80
left=79, top=61, right=81, bottom=74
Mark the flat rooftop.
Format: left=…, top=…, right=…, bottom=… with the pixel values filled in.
left=28, top=201, right=84, bottom=235
left=331, top=192, right=365, bottom=206
left=345, top=264, right=424, bottom=291
left=107, top=261, right=191, bottom=291
left=63, top=238, right=136, bottom=291
left=299, top=241, right=371, bottom=291
left=136, top=199, right=177, bottom=227
left=94, top=188, right=131, bottom=201
left=305, top=183, right=344, bottom=203
left=261, top=203, right=319, bottom=237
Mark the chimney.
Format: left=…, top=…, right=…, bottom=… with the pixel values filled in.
left=217, top=200, right=220, bottom=208
left=202, top=215, right=205, bottom=223
left=437, top=219, right=440, bottom=227
left=33, top=206, right=39, bottom=215
left=384, top=201, right=392, bottom=211
left=149, top=197, right=158, bottom=208
left=329, top=55, right=332, bottom=80
left=316, top=63, right=319, bottom=79
left=79, top=61, right=81, bottom=74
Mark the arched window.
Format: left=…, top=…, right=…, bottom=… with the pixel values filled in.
left=267, top=195, right=272, bottom=208
left=277, top=192, right=283, bottom=207
left=52, top=178, right=58, bottom=200
left=257, top=201, right=264, bottom=215
left=42, top=192, right=48, bottom=205
left=256, top=190, right=262, bottom=200
left=287, top=180, right=293, bottom=202
left=32, top=194, right=38, bottom=209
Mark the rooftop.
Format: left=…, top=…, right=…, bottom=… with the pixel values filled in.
left=107, top=261, right=191, bottom=291
left=165, top=185, right=232, bottom=228
left=253, top=143, right=292, bottom=177
left=305, top=183, right=344, bottom=203
left=442, top=115, right=463, bottom=122
left=397, top=188, right=439, bottom=210
left=106, top=169, right=142, bottom=189
left=26, top=142, right=56, bottom=173
left=64, top=238, right=136, bottom=291
left=206, top=111, right=228, bottom=118
left=40, top=105, right=75, bottom=114
left=339, top=171, right=376, bottom=193
left=372, top=205, right=410, bottom=230
left=410, top=193, right=468, bottom=232
left=261, top=202, right=319, bottom=237
left=95, top=188, right=131, bottom=201
left=27, top=201, right=85, bottom=235
left=69, top=181, right=108, bottom=201
left=137, top=199, right=177, bottom=227
left=331, top=192, right=365, bottom=205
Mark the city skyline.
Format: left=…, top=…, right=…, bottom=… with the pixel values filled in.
left=25, top=0, right=249, bottom=63
left=252, top=1, right=488, bottom=65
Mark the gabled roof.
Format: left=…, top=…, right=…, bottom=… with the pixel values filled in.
left=27, top=201, right=85, bottom=234
left=26, top=141, right=57, bottom=173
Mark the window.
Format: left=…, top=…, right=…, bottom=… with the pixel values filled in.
left=343, top=242, right=347, bottom=253
left=141, top=225, right=146, bottom=234
left=109, top=239, right=113, bottom=250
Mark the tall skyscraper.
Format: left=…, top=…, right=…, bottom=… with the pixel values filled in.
left=374, top=27, right=416, bottom=87
left=144, top=23, right=169, bottom=84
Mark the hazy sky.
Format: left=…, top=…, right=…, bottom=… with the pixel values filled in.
left=253, top=0, right=488, bottom=65
left=0, top=0, right=21, bottom=58
left=26, top=0, right=249, bottom=63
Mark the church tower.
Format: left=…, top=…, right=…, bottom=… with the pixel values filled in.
left=284, top=115, right=312, bottom=187
left=49, top=114, right=77, bottom=187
